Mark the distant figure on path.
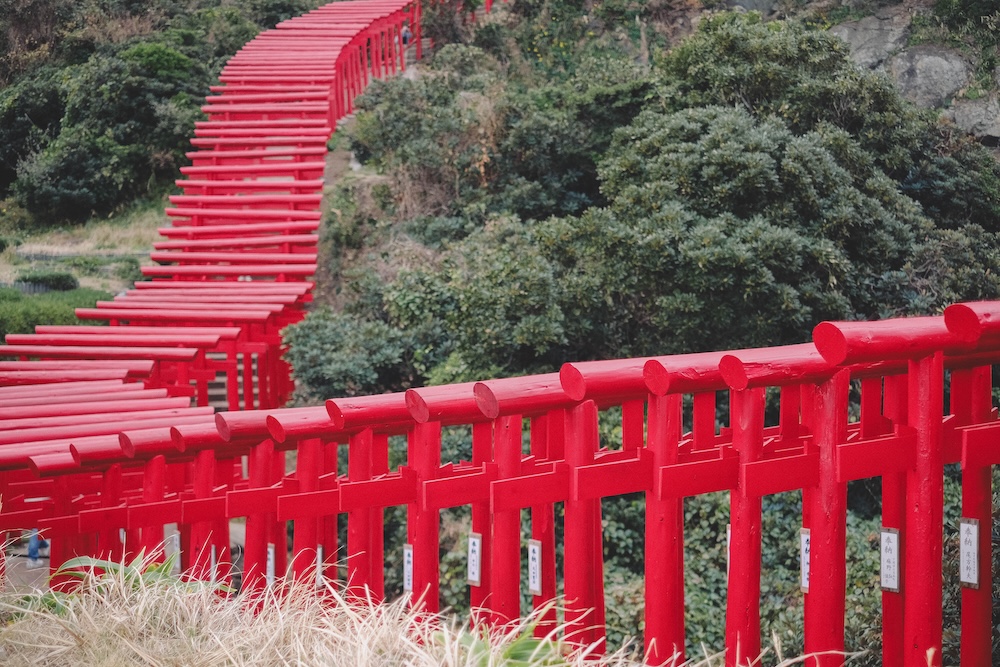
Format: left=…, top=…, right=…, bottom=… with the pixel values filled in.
left=26, top=528, right=48, bottom=569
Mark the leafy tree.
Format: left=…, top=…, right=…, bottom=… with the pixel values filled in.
left=11, top=45, right=205, bottom=222
left=13, top=127, right=147, bottom=221
left=656, top=12, right=927, bottom=176
left=656, top=12, right=1000, bottom=232
left=292, top=12, right=1000, bottom=392
left=600, top=106, right=928, bottom=322
left=0, top=66, right=64, bottom=192
left=0, top=0, right=327, bottom=225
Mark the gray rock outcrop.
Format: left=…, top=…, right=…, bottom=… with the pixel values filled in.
left=727, top=0, right=777, bottom=14
left=946, top=95, right=1000, bottom=143
left=887, top=45, right=971, bottom=108
left=829, top=8, right=911, bottom=69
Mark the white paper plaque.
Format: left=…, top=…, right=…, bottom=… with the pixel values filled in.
left=316, top=545, right=325, bottom=588
left=403, top=544, right=414, bottom=593
left=800, top=528, right=811, bottom=593
left=880, top=528, right=900, bottom=593
left=170, top=533, right=182, bottom=575
left=528, top=539, right=542, bottom=596
left=960, top=518, right=979, bottom=589
left=266, top=543, right=276, bottom=586
left=467, top=533, right=482, bottom=586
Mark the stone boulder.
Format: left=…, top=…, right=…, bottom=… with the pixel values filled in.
left=829, top=7, right=911, bottom=69
left=726, top=0, right=777, bottom=14
left=946, top=94, right=1000, bottom=143
left=887, top=45, right=971, bottom=108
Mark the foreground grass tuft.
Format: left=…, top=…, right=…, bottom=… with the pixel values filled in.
left=0, top=556, right=642, bottom=667
left=0, top=554, right=852, bottom=666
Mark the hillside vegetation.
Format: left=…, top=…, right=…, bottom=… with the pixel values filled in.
left=286, top=5, right=1000, bottom=397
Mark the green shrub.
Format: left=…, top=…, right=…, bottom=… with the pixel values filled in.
left=0, top=287, right=108, bottom=337
left=934, top=0, right=1000, bottom=26
left=282, top=309, right=422, bottom=397
left=13, top=127, right=149, bottom=223
left=0, top=287, right=22, bottom=302
left=17, top=270, right=79, bottom=291
left=245, top=0, right=324, bottom=29
left=114, top=257, right=143, bottom=283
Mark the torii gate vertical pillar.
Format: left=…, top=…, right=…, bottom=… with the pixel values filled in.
left=803, top=369, right=849, bottom=666
left=902, top=352, right=944, bottom=667
left=725, top=387, right=765, bottom=667
left=644, top=393, right=685, bottom=665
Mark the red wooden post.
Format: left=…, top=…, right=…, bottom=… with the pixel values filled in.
left=47, top=476, right=78, bottom=590
left=270, top=447, right=288, bottom=578
left=881, top=373, right=907, bottom=667
left=409, top=421, right=440, bottom=611
left=290, top=436, right=322, bottom=582
left=387, top=24, right=397, bottom=75
left=725, top=387, right=764, bottom=667
left=189, top=448, right=216, bottom=580
left=322, top=442, right=340, bottom=585
left=644, top=392, right=685, bottom=665
left=413, top=1, right=422, bottom=60
left=470, top=420, right=494, bottom=618
left=241, top=438, right=275, bottom=593
left=903, top=352, right=944, bottom=667
left=213, top=455, right=235, bottom=587
left=802, top=369, right=849, bottom=666
left=140, top=454, right=167, bottom=560
left=952, top=366, right=993, bottom=665
left=347, top=428, right=382, bottom=599
left=489, top=414, right=522, bottom=624
left=97, top=463, right=125, bottom=561
left=563, top=400, right=605, bottom=652
left=528, top=411, right=558, bottom=636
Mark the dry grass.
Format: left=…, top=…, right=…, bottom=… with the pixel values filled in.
left=0, top=198, right=164, bottom=290
left=0, top=563, right=640, bottom=667
left=12, top=206, right=166, bottom=257
left=0, top=552, right=857, bottom=667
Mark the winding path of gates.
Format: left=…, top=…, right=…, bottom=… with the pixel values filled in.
left=1, top=3, right=999, bottom=666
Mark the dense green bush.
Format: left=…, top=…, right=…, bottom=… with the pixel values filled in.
left=348, top=44, right=653, bottom=230
left=0, top=66, right=65, bottom=193
left=0, top=287, right=109, bottom=337
left=14, top=128, right=149, bottom=222
left=17, top=270, right=79, bottom=291
left=282, top=309, right=426, bottom=397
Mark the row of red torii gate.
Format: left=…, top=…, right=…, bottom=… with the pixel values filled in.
left=1, top=2, right=998, bottom=666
